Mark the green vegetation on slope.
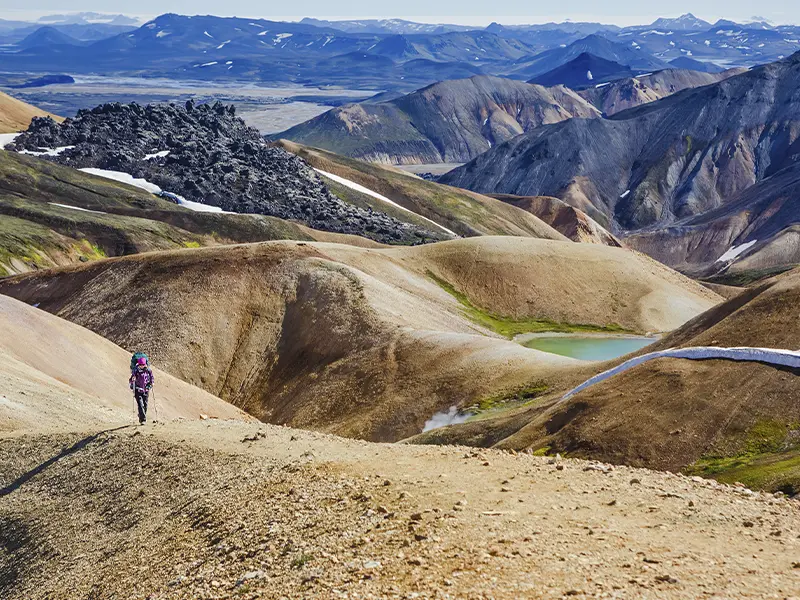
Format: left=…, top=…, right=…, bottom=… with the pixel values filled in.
left=685, top=420, right=800, bottom=495
left=277, top=140, right=566, bottom=240
left=427, top=270, right=628, bottom=337
left=702, top=265, right=798, bottom=287
left=320, top=175, right=446, bottom=236
left=465, top=381, right=550, bottom=416
left=0, top=149, right=377, bottom=275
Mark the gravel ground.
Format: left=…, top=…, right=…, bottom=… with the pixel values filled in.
left=1, top=419, right=798, bottom=599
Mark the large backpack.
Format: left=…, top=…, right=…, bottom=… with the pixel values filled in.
left=130, top=351, right=149, bottom=371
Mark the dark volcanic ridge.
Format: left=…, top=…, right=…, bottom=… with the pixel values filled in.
left=8, top=101, right=439, bottom=244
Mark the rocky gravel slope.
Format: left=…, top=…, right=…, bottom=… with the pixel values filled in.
left=1, top=420, right=798, bottom=599
left=8, top=101, right=437, bottom=244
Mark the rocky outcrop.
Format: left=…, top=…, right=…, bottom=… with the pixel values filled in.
left=8, top=101, right=439, bottom=244
left=277, top=75, right=600, bottom=164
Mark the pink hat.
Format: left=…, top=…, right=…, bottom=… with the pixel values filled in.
left=137, top=357, right=147, bottom=366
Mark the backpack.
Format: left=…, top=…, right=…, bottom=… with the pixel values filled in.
left=130, top=351, right=149, bottom=371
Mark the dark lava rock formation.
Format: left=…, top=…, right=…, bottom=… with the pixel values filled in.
left=9, top=100, right=438, bottom=244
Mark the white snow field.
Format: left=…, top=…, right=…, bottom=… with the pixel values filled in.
left=716, top=240, right=758, bottom=263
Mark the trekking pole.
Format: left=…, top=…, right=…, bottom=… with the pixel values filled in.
left=152, top=389, right=159, bottom=422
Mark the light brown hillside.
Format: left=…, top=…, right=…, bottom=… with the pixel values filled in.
left=414, top=267, right=800, bottom=494
left=0, top=91, right=62, bottom=133
left=0, top=295, right=247, bottom=431
left=0, top=237, right=719, bottom=441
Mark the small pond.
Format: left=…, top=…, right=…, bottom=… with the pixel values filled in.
left=521, top=335, right=656, bottom=361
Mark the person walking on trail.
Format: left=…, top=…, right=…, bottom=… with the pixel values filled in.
left=130, top=357, right=154, bottom=424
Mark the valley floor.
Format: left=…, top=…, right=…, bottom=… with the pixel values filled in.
left=2, top=418, right=798, bottom=599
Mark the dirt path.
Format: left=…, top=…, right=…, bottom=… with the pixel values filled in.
left=2, top=419, right=798, bottom=599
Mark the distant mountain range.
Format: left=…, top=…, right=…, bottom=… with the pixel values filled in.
left=0, top=13, right=797, bottom=90
left=578, top=67, right=743, bottom=115
left=440, top=51, right=800, bottom=273
left=528, top=53, right=636, bottom=88
left=277, top=64, right=748, bottom=163
left=277, top=76, right=599, bottom=164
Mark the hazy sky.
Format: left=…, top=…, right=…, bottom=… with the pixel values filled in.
left=0, top=1, right=797, bottom=26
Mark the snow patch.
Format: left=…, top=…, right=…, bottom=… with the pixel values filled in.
left=156, top=30, right=171, bottom=38
left=619, top=189, right=631, bottom=199
left=174, top=195, right=230, bottom=213
left=79, top=168, right=232, bottom=214
left=313, top=168, right=457, bottom=237
left=144, top=150, right=170, bottom=160
left=594, top=82, right=612, bottom=88
left=273, top=33, right=293, bottom=44
left=715, top=240, right=757, bottom=263
left=586, top=70, right=593, bottom=81
left=0, top=133, right=21, bottom=148
left=79, top=168, right=162, bottom=194
left=199, top=61, right=218, bottom=67
left=422, top=406, right=472, bottom=432
left=216, top=40, right=230, bottom=49
left=18, top=146, right=75, bottom=157
left=203, top=31, right=213, bottom=38
left=48, top=202, right=105, bottom=214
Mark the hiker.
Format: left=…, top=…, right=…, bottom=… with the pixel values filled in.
left=129, top=356, right=154, bottom=424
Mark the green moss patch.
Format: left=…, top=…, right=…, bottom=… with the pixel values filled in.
left=466, top=381, right=550, bottom=415
left=685, top=420, right=800, bottom=495
left=427, top=270, right=629, bottom=337
left=702, top=265, right=797, bottom=287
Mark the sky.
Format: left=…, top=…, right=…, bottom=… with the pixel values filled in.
left=0, top=1, right=797, bottom=26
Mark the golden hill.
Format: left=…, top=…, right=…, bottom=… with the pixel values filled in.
left=0, top=295, right=247, bottom=431
left=0, top=237, right=719, bottom=441
left=0, top=91, right=62, bottom=133
left=415, top=267, right=800, bottom=494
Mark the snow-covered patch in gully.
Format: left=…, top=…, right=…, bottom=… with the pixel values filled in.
left=18, top=146, right=75, bottom=157
left=79, top=168, right=233, bottom=214
left=715, top=240, right=757, bottom=263
left=144, top=150, right=170, bottom=160
left=273, top=33, right=293, bottom=44
left=586, top=70, right=593, bottom=81
left=216, top=40, right=231, bottom=49
left=422, top=406, right=472, bottom=432
left=79, top=168, right=163, bottom=194
left=619, top=189, right=631, bottom=199
left=172, top=194, right=232, bottom=213
left=313, top=168, right=457, bottom=237
left=48, top=202, right=106, bottom=214
left=595, top=82, right=612, bottom=88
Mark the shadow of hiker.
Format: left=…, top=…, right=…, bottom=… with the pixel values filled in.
left=0, top=426, right=130, bottom=499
